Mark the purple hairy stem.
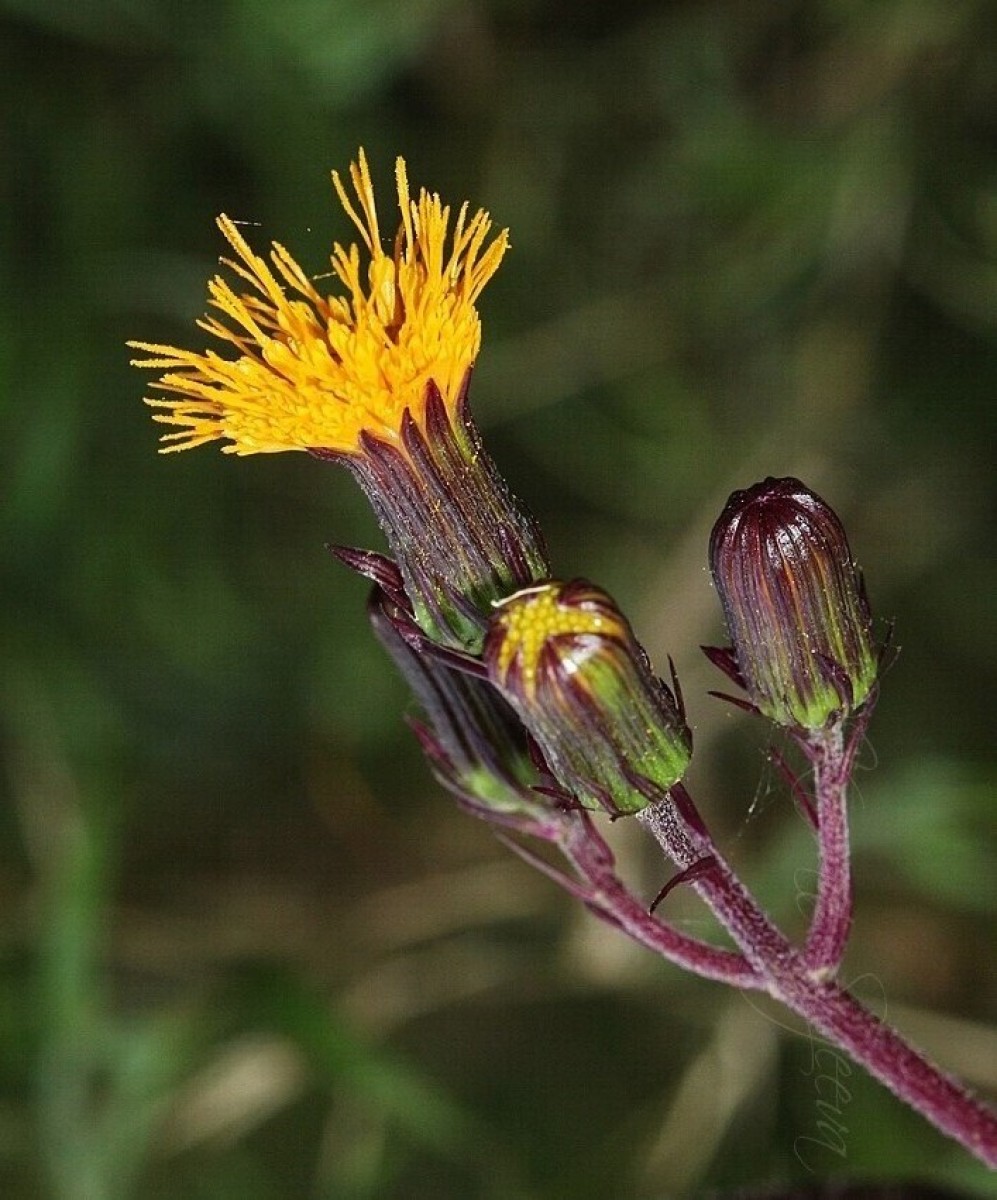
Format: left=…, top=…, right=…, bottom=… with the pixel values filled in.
left=636, top=794, right=997, bottom=1167
left=551, top=813, right=761, bottom=988
left=797, top=691, right=876, bottom=974
left=783, top=976, right=997, bottom=1168
left=639, top=787, right=799, bottom=978
left=801, top=721, right=852, bottom=975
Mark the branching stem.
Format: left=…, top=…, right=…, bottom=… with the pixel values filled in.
left=636, top=795, right=997, bottom=1168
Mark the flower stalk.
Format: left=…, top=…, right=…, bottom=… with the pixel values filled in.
left=803, top=721, right=852, bottom=974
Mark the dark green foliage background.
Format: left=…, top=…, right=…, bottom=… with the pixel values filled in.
left=1, top=1, right=995, bottom=1196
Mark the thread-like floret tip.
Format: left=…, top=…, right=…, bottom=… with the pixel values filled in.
left=130, top=150, right=509, bottom=457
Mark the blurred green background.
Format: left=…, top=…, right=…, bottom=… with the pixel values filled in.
left=1, top=0, right=995, bottom=1196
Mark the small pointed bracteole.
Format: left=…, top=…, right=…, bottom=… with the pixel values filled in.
left=701, top=644, right=746, bottom=689
left=329, top=545, right=409, bottom=607
left=649, top=855, right=720, bottom=916
left=877, top=618, right=898, bottom=671
left=667, top=781, right=710, bottom=839
left=590, top=780, right=629, bottom=820
left=525, top=730, right=552, bottom=776
left=531, top=783, right=586, bottom=812
left=667, top=655, right=686, bottom=724
left=707, top=690, right=760, bottom=716
left=841, top=683, right=879, bottom=777
left=366, top=591, right=426, bottom=655
left=766, top=745, right=818, bottom=830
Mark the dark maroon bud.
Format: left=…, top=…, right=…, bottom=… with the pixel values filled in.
left=709, top=477, right=877, bottom=731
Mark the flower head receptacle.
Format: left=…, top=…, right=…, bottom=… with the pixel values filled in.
left=131, top=149, right=548, bottom=651
left=484, top=580, right=692, bottom=816
left=708, top=477, right=877, bottom=732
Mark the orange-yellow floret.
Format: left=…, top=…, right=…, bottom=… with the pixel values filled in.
left=129, top=149, right=509, bottom=455
left=491, top=585, right=626, bottom=697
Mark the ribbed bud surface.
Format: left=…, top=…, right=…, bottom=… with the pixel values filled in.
left=709, top=477, right=877, bottom=731
left=339, top=379, right=550, bottom=654
left=485, top=580, right=692, bottom=815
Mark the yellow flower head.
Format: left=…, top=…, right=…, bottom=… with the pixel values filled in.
left=130, top=150, right=509, bottom=455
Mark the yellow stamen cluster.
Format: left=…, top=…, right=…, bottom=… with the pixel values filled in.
left=130, top=150, right=509, bottom=455
left=491, top=584, right=624, bottom=697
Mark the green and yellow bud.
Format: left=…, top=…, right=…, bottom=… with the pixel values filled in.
left=708, top=477, right=878, bottom=731
left=484, top=580, right=692, bottom=816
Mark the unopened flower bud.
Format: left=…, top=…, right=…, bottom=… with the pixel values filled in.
left=708, top=477, right=877, bottom=731
left=484, top=580, right=692, bottom=815
left=366, top=581, right=547, bottom=822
